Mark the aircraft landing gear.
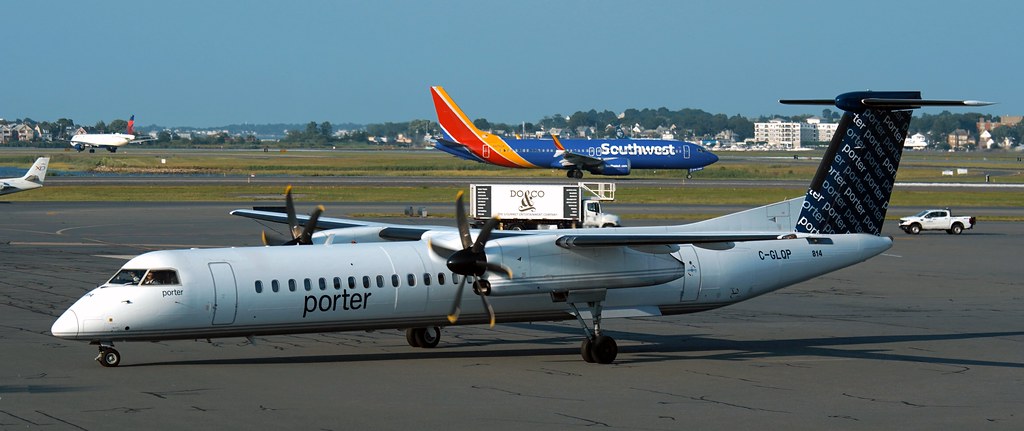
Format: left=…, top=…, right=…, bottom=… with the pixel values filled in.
left=564, top=289, right=617, bottom=364
left=566, top=169, right=584, bottom=179
left=405, top=326, right=441, bottom=348
left=88, top=148, right=96, bottom=153
left=95, top=343, right=121, bottom=367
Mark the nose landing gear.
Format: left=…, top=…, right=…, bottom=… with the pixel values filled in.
left=94, top=343, right=121, bottom=367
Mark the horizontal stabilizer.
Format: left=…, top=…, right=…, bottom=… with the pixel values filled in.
left=781, top=91, right=994, bottom=113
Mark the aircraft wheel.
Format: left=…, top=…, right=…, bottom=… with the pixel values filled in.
left=418, top=326, right=441, bottom=348
left=574, top=170, right=584, bottom=179
left=580, top=338, right=596, bottom=363
left=591, top=335, right=618, bottom=364
left=566, top=170, right=576, bottom=178
left=405, top=328, right=422, bottom=348
left=97, top=347, right=121, bottom=367
left=88, top=148, right=95, bottom=153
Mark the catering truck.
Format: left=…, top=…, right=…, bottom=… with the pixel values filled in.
left=898, top=209, right=976, bottom=235
left=469, top=182, right=620, bottom=230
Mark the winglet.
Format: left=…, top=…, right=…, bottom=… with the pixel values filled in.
left=551, top=134, right=565, bottom=151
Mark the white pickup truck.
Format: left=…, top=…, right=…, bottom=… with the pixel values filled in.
left=898, top=209, right=976, bottom=235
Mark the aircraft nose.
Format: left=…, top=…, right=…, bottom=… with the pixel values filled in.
left=707, top=151, right=719, bottom=164
left=51, top=309, right=79, bottom=339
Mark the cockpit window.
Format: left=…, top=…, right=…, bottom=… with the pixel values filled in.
left=143, top=270, right=180, bottom=285
left=107, top=269, right=180, bottom=286
left=109, top=269, right=147, bottom=285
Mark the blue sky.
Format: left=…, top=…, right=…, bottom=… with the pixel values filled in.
left=2, top=0, right=1019, bottom=127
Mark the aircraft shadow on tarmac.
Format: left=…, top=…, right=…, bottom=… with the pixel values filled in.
left=128, top=328, right=1024, bottom=369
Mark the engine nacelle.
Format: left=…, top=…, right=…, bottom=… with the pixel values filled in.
left=589, top=159, right=631, bottom=176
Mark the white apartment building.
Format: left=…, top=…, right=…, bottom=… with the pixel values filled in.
left=754, top=117, right=838, bottom=148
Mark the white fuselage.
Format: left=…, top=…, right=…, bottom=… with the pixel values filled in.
left=70, top=133, right=135, bottom=148
left=50, top=232, right=892, bottom=343
left=0, top=177, right=43, bottom=196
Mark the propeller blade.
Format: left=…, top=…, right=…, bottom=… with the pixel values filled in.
left=447, top=276, right=467, bottom=324
left=427, top=238, right=458, bottom=259
left=480, top=292, right=496, bottom=328
left=285, top=185, right=300, bottom=240
left=485, top=262, right=513, bottom=279
left=471, top=217, right=499, bottom=254
left=261, top=230, right=290, bottom=246
left=455, top=191, right=472, bottom=249
left=298, top=205, right=325, bottom=245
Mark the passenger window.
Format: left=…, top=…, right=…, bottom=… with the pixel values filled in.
left=376, top=275, right=384, bottom=288
left=271, top=280, right=280, bottom=293
left=255, top=280, right=263, bottom=293
left=319, top=278, right=327, bottom=291
left=348, top=276, right=356, bottom=289
left=333, top=277, right=342, bottom=290
left=438, top=273, right=446, bottom=285
left=304, top=278, right=312, bottom=291
left=109, top=269, right=146, bottom=285
left=288, top=279, right=296, bottom=292
left=423, top=273, right=431, bottom=286
left=392, top=274, right=400, bottom=287
left=407, top=274, right=416, bottom=287
left=362, top=276, right=370, bottom=289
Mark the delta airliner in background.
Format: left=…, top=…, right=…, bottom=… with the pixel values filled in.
left=430, top=86, right=719, bottom=179
left=70, top=115, right=153, bottom=153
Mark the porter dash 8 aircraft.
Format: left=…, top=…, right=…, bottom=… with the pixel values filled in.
left=70, top=115, right=154, bottom=153
left=430, top=86, right=719, bottom=179
left=0, top=157, right=49, bottom=196
left=51, top=91, right=991, bottom=367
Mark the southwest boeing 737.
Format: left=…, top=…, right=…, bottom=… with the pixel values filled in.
left=431, top=86, right=719, bottom=178
left=50, top=91, right=990, bottom=367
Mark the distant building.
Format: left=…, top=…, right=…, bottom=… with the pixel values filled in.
left=754, top=117, right=837, bottom=148
left=977, top=115, right=1022, bottom=133
left=904, top=133, right=928, bottom=150
left=947, top=129, right=975, bottom=149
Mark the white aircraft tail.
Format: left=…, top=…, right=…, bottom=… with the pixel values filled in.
left=22, top=157, right=50, bottom=183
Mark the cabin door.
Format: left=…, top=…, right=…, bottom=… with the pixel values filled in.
left=209, top=262, right=238, bottom=325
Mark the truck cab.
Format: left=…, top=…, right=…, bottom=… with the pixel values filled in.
left=582, top=197, right=621, bottom=228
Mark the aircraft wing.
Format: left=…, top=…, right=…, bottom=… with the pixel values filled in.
left=558, top=150, right=606, bottom=169
left=230, top=209, right=461, bottom=241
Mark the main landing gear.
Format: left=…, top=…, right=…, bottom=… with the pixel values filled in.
left=566, top=169, right=584, bottom=179
left=94, top=342, right=121, bottom=367
left=405, top=326, right=442, bottom=348
left=560, top=289, right=618, bottom=364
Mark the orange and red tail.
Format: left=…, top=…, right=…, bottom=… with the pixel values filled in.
left=429, top=86, right=537, bottom=168
left=127, top=115, right=135, bottom=135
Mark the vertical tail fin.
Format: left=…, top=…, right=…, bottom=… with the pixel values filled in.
left=127, top=115, right=135, bottom=135
left=430, top=86, right=486, bottom=144
left=22, top=157, right=49, bottom=183
left=785, top=91, right=992, bottom=235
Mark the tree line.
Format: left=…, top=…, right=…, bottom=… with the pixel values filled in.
left=4, top=109, right=1021, bottom=150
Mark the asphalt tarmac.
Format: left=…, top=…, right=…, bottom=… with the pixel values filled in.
left=1, top=202, right=1021, bottom=430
